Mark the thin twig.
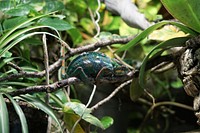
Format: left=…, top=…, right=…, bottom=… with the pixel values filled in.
left=71, top=85, right=97, bottom=133
left=60, top=42, right=66, bottom=78
left=9, top=70, right=136, bottom=96
left=151, top=62, right=174, bottom=73
left=43, top=34, right=52, bottom=133
left=43, top=34, right=50, bottom=94
left=139, top=101, right=193, bottom=132
left=144, top=89, right=155, bottom=106
left=91, top=80, right=132, bottom=111
left=10, top=77, right=79, bottom=96
left=7, top=62, right=24, bottom=73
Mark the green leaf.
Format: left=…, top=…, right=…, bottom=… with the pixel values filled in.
left=161, top=0, right=200, bottom=33
left=64, top=102, right=91, bottom=116
left=82, top=113, right=104, bottom=129
left=0, top=87, right=15, bottom=93
left=100, top=116, right=114, bottom=129
left=0, top=93, right=9, bottom=133
left=171, top=78, right=183, bottom=89
left=130, top=77, right=144, bottom=101
left=0, top=57, right=15, bottom=69
left=49, top=93, right=65, bottom=108
left=139, top=37, right=189, bottom=89
left=0, top=12, right=56, bottom=47
left=0, top=25, right=61, bottom=59
left=20, top=95, right=63, bottom=133
left=0, top=51, right=12, bottom=58
left=38, top=17, right=74, bottom=31
left=0, top=31, right=62, bottom=58
left=63, top=112, right=85, bottom=133
left=5, top=4, right=32, bottom=17
left=67, top=0, right=87, bottom=15
left=116, top=21, right=197, bottom=53
left=80, top=18, right=94, bottom=34
left=64, top=102, right=104, bottom=129
left=2, top=16, right=29, bottom=31
left=43, top=1, right=65, bottom=12
left=5, top=94, right=28, bottom=133
left=67, top=28, right=83, bottom=45
left=0, top=23, right=3, bottom=34
left=22, top=37, right=42, bottom=46
left=0, top=82, right=34, bottom=87
left=0, top=1, right=14, bottom=11
left=104, top=17, right=121, bottom=31
left=0, top=25, right=60, bottom=50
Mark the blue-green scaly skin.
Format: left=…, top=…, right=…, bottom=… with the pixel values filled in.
left=67, top=52, right=128, bottom=81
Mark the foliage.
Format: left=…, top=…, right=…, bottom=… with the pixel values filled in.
left=0, top=0, right=199, bottom=133
left=161, top=0, right=200, bottom=33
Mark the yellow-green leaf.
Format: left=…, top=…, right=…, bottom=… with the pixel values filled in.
left=63, top=113, right=85, bottom=133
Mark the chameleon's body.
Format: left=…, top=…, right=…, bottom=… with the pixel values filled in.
left=67, top=52, right=129, bottom=82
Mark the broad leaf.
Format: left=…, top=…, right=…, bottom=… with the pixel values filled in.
left=38, top=17, right=74, bottom=31
left=64, top=102, right=91, bottom=115
left=161, top=0, right=200, bottom=33
left=64, top=102, right=104, bottom=129
left=82, top=113, right=104, bottom=129
left=67, top=28, right=83, bottom=45
left=100, top=116, right=114, bottom=129
left=149, top=25, right=188, bottom=41
left=43, top=1, right=65, bottom=12
left=63, top=112, right=85, bottom=133
left=5, top=4, right=32, bottom=17
left=2, top=16, right=29, bottom=31
left=80, top=18, right=94, bottom=34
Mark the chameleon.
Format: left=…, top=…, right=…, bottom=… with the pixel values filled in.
left=66, top=52, right=130, bottom=84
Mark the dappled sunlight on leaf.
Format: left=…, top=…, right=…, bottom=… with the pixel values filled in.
left=149, top=25, right=188, bottom=41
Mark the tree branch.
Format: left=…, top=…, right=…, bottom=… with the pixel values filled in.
left=0, top=36, right=135, bottom=82
left=10, top=77, right=79, bottom=96
left=9, top=54, right=174, bottom=96
left=91, top=80, right=132, bottom=112
left=2, top=35, right=178, bottom=97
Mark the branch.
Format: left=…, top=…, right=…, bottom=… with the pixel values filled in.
left=91, top=80, right=132, bottom=112
left=9, top=54, right=174, bottom=96
left=10, top=77, right=79, bottom=96
left=3, top=34, right=178, bottom=97
left=0, top=36, right=135, bottom=82
left=9, top=70, right=137, bottom=96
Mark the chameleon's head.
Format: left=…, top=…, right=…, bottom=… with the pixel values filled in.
left=112, top=60, right=130, bottom=76
left=113, top=66, right=130, bottom=76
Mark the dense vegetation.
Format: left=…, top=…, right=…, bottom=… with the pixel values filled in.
left=0, top=0, right=200, bottom=133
